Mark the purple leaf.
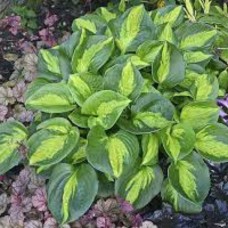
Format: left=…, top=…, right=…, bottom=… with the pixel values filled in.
left=23, top=53, right=38, bottom=82
left=0, top=193, right=8, bottom=216
left=96, top=216, right=113, bottom=228
left=0, top=216, right=11, bottom=227
left=12, top=81, right=27, bottom=103
left=0, top=87, right=15, bottom=106
left=217, top=97, right=228, bottom=108
left=0, top=105, right=8, bottom=121
left=13, top=105, right=34, bottom=123
left=32, top=187, right=47, bottom=212
left=9, top=201, right=25, bottom=226
left=24, top=220, right=42, bottom=228
left=117, top=197, right=134, bottom=213
left=18, top=40, right=37, bottom=54
left=38, top=28, right=56, bottom=47
left=0, top=16, right=21, bottom=35
left=44, top=13, right=58, bottom=27
left=43, top=218, right=58, bottom=228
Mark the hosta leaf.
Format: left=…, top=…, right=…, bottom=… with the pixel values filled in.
left=72, top=35, right=114, bottom=73
left=37, top=48, right=61, bottom=80
left=25, top=78, right=49, bottom=101
left=153, top=42, right=185, bottom=88
left=160, top=123, right=195, bottom=162
left=81, top=90, right=130, bottom=130
left=183, top=51, right=212, bottom=65
left=194, top=74, right=219, bottom=101
left=37, top=117, right=73, bottom=133
left=180, top=101, right=219, bottom=131
left=156, top=23, right=177, bottom=45
left=161, top=179, right=202, bottom=213
left=25, top=82, right=75, bottom=113
left=68, top=73, right=103, bottom=106
left=113, top=5, right=155, bottom=53
left=195, top=123, right=228, bottom=162
left=48, top=163, right=98, bottom=223
left=67, top=138, right=87, bottom=164
left=96, top=7, right=116, bottom=22
left=115, top=165, right=163, bottom=209
left=72, top=14, right=106, bottom=34
left=103, top=54, right=149, bottom=72
left=136, top=40, right=163, bottom=64
left=176, top=22, right=217, bottom=51
left=141, top=134, right=159, bottom=166
left=0, top=121, right=27, bottom=175
left=28, top=118, right=79, bottom=166
left=104, top=61, right=144, bottom=100
left=218, top=70, right=228, bottom=91
left=87, top=126, right=139, bottom=178
left=151, top=5, right=184, bottom=27
left=168, top=152, right=210, bottom=203
left=59, top=31, right=82, bottom=58
left=68, top=108, right=89, bottom=128
left=119, top=92, right=175, bottom=134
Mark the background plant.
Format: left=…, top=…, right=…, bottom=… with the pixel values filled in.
left=0, top=1, right=228, bottom=225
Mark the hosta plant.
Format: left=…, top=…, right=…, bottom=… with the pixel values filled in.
left=0, top=2, right=228, bottom=225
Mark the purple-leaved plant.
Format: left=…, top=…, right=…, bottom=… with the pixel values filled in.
left=72, top=197, right=143, bottom=228
left=217, top=95, right=228, bottom=124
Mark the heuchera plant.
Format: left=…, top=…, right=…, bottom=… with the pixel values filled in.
left=0, top=2, right=228, bottom=225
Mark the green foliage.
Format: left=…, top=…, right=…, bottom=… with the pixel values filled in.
left=12, top=5, right=38, bottom=30
left=0, top=2, right=228, bottom=225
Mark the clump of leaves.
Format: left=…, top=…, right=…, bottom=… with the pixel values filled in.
left=12, top=6, right=38, bottom=31
left=0, top=1, right=228, bottom=225
left=0, top=53, right=37, bottom=123
left=183, top=0, right=228, bottom=64
left=73, top=197, right=142, bottom=227
left=0, top=15, right=21, bottom=35
left=0, top=167, right=56, bottom=227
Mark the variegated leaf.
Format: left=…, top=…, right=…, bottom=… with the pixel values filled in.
left=67, top=138, right=87, bottom=164
left=194, top=74, right=219, bottom=101
left=151, top=5, right=184, bottom=27
left=0, top=121, right=27, bottom=175
left=104, top=61, right=144, bottom=100
left=81, top=90, right=130, bottom=130
left=141, top=134, right=159, bottom=166
left=72, top=14, right=107, bottom=34
left=168, top=152, right=210, bottom=203
left=113, top=5, right=155, bottom=53
left=153, top=42, right=185, bottom=88
left=87, top=126, right=139, bottom=178
left=72, top=35, right=114, bottom=73
left=115, top=165, right=163, bottom=209
left=48, top=163, right=98, bottom=224
left=156, top=23, right=177, bottom=45
left=160, top=123, right=195, bottom=162
left=68, top=108, right=89, bottom=129
left=136, top=40, right=163, bottom=64
left=195, top=123, right=228, bottom=162
left=38, top=48, right=61, bottom=80
left=183, top=51, right=212, bottom=66
left=176, top=22, right=217, bottom=51
left=68, top=73, right=103, bottom=106
left=180, top=101, right=219, bottom=131
left=118, top=92, right=175, bottom=134
left=96, top=7, right=116, bottom=22
left=28, top=118, right=79, bottom=166
left=25, top=82, right=75, bottom=113
left=161, top=179, right=202, bottom=213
